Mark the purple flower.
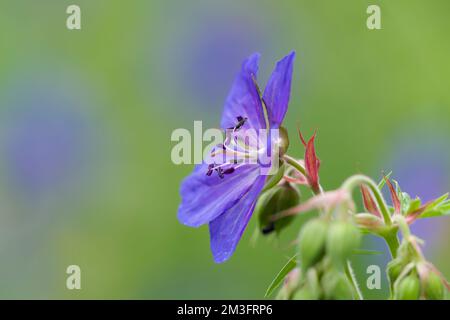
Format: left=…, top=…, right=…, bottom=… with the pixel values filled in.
left=178, top=52, right=295, bottom=263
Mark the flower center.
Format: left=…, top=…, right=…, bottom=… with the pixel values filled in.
left=205, top=118, right=290, bottom=178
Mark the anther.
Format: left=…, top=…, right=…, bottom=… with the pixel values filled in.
left=216, top=167, right=224, bottom=179
left=223, top=167, right=235, bottom=175
left=206, top=164, right=214, bottom=176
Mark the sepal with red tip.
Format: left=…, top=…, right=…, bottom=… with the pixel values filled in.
left=384, top=176, right=401, bottom=215
left=360, top=185, right=381, bottom=218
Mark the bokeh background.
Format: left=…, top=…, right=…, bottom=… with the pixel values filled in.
left=0, top=0, right=449, bottom=299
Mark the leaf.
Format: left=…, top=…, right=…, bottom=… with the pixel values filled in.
left=378, top=171, right=392, bottom=190
left=406, top=197, right=422, bottom=215
left=409, top=194, right=449, bottom=220
left=441, top=201, right=450, bottom=212
left=429, top=193, right=448, bottom=207
left=420, top=199, right=450, bottom=218
left=399, top=192, right=411, bottom=215
left=420, top=209, right=449, bottom=218
left=265, top=254, right=298, bottom=298
left=392, top=179, right=412, bottom=214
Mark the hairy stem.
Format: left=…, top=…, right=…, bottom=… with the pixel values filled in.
left=283, top=154, right=324, bottom=195
left=392, top=214, right=411, bottom=238
left=341, top=174, right=400, bottom=259
left=345, top=261, right=363, bottom=300
left=261, top=162, right=286, bottom=193
left=341, top=174, right=392, bottom=225
left=384, top=232, right=400, bottom=259
left=283, top=154, right=307, bottom=177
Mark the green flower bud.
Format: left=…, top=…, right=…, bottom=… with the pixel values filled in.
left=396, top=237, right=423, bottom=262
left=298, top=219, right=328, bottom=270
left=292, top=268, right=321, bottom=300
left=387, top=258, right=407, bottom=289
left=257, top=183, right=300, bottom=235
left=395, top=274, right=420, bottom=300
left=354, top=213, right=386, bottom=234
left=423, top=271, right=445, bottom=300
left=305, top=268, right=321, bottom=298
left=326, top=221, right=361, bottom=265
left=321, top=269, right=353, bottom=300
left=292, top=286, right=316, bottom=300
left=278, top=126, right=290, bottom=156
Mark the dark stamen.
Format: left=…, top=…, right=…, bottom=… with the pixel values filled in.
left=223, top=167, right=235, bottom=175
left=216, top=167, right=224, bottom=179
left=206, top=164, right=214, bottom=176
left=234, top=116, right=247, bottom=131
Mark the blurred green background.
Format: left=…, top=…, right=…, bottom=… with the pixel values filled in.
left=0, top=0, right=449, bottom=299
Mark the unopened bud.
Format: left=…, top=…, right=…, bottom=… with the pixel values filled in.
left=292, top=268, right=321, bottom=300
left=292, top=286, right=315, bottom=300
left=387, top=258, right=407, bottom=288
left=423, top=270, right=445, bottom=300
left=354, top=213, right=385, bottom=234
left=321, top=269, right=353, bottom=300
left=395, top=273, right=420, bottom=300
left=257, top=183, right=300, bottom=235
left=396, top=236, right=423, bottom=262
left=278, top=126, right=290, bottom=156
left=326, top=221, right=361, bottom=265
left=298, top=218, right=328, bottom=269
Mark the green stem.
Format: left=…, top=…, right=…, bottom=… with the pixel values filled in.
left=283, top=154, right=324, bottom=195
left=261, top=162, right=285, bottom=193
left=392, top=214, right=410, bottom=238
left=345, top=260, right=363, bottom=300
left=383, top=232, right=400, bottom=259
left=341, top=174, right=392, bottom=225
left=283, top=155, right=307, bottom=177
left=392, top=215, right=425, bottom=261
left=341, top=174, right=400, bottom=259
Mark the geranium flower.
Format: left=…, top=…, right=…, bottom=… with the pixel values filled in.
left=178, top=52, right=295, bottom=263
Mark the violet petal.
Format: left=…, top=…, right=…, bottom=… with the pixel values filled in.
left=209, top=175, right=266, bottom=263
